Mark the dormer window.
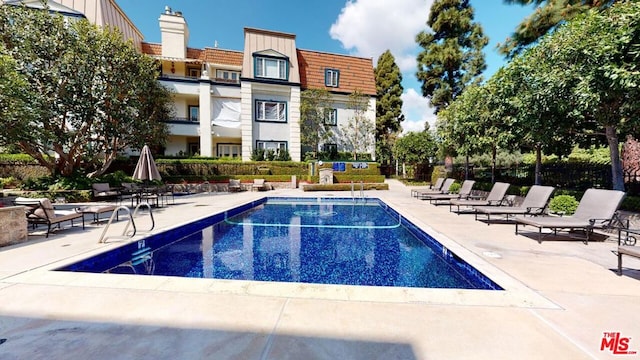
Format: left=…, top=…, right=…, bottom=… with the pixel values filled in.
left=253, top=50, right=289, bottom=81
left=325, top=68, right=340, bottom=87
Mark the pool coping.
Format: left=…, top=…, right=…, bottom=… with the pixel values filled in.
left=5, top=194, right=560, bottom=309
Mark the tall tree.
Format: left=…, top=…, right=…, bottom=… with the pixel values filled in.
left=495, top=1, right=640, bottom=190
left=416, top=0, right=488, bottom=114
left=341, top=90, right=374, bottom=160
left=0, top=4, right=171, bottom=177
left=374, top=50, right=404, bottom=163
left=300, top=88, right=333, bottom=159
left=393, top=130, right=437, bottom=177
left=499, top=0, right=616, bottom=58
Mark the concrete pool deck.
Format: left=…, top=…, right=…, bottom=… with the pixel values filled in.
left=1, top=179, right=639, bottom=359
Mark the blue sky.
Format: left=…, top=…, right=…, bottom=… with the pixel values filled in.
left=116, top=0, right=534, bottom=133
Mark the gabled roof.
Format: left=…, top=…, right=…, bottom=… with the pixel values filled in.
left=141, top=42, right=243, bottom=67
left=297, top=49, right=376, bottom=96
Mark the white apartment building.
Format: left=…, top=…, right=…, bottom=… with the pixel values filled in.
left=4, top=1, right=377, bottom=161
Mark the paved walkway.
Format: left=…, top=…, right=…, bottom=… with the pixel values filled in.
left=0, top=180, right=639, bottom=359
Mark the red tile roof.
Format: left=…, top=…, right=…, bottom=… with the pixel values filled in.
left=297, top=49, right=376, bottom=96
left=141, top=43, right=376, bottom=95
left=141, top=42, right=243, bottom=66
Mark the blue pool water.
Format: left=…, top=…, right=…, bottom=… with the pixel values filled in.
left=58, top=197, right=502, bottom=290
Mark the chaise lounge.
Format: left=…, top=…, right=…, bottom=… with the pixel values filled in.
left=411, top=177, right=445, bottom=198
left=14, top=197, right=85, bottom=238
left=474, top=185, right=555, bottom=225
left=416, top=178, right=455, bottom=200
left=421, top=180, right=476, bottom=205
left=514, top=188, right=626, bottom=244
left=449, top=182, right=511, bottom=214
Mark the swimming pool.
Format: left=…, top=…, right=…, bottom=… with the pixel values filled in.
left=58, top=197, right=502, bottom=290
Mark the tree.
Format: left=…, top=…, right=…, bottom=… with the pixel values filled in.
left=416, top=0, right=488, bottom=113
left=0, top=48, right=34, bottom=144
left=499, top=0, right=616, bottom=58
left=374, top=50, right=404, bottom=163
left=340, top=90, right=374, bottom=160
left=393, top=131, right=437, bottom=173
left=493, top=1, right=640, bottom=190
left=0, top=5, right=172, bottom=177
left=300, top=88, right=333, bottom=159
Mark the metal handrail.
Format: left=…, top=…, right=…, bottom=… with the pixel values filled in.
left=122, top=202, right=155, bottom=237
left=98, top=205, right=135, bottom=243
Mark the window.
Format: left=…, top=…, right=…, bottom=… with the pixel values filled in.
left=325, top=68, right=339, bottom=87
left=255, top=100, right=286, bottom=122
left=188, top=68, right=201, bottom=78
left=256, top=141, right=287, bottom=152
left=215, top=70, right=240, bottom=83
left=324, top=109, right=337, bottom=126
left=217, top=144, right=241, bottom=158
left=188, top=106, right=199, bottom=122
left=323, top=143, right=338, bottom=154
left=255, top=57, right=288, bottom=80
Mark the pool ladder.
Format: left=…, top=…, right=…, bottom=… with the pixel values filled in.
left=351, top=181, right=365, bottom=201
left=97, top=202, right=155, bottom=243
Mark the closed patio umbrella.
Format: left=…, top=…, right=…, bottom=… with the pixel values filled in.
left=132, top=145, right=162, bottom=182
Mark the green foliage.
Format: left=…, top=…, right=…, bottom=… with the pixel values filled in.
left=448, top=182, right=461, bottom=194
left=0, top=5, right=172, bottom=177
left=374, top=50, right=404, bottom=163
left=0, top=176, right=18, bottom=189
left=549, top=195, right=579, bottom=215
left=300, top=88, right=333, bottom=159
left=341, top=90, right=375, bottom=160
left=393, top=131, right=437, bottom=165
left=500, top=0, right=612, bottom=58
left=431, top=165, right=446, bottom=184
left=302, top=183, right=388, bottom=192
left=416, top=0, right=488, bottom=113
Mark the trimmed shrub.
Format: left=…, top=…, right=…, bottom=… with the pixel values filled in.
left=549, top=195, right=579, bottom=215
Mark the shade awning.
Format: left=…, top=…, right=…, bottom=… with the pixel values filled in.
left=212, top=99, right=241, bottom=129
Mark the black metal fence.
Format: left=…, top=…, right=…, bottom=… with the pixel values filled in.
left=450, top=163, right=622, bottom=192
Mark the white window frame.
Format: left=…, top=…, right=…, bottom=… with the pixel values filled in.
left=188, top=105, right=199, bottom=122
left=217, top=144, right=241, bottom=158
left=324, top=109, right=337, bottom=126
left=255, top=57, right=287, bottom=80
left=325, top=69, right=339, bottom=87
left=256, top=141, right=287, bottom=153
left=215, top=69, right=240, bottom=83
left=255, top=100, right=287, bottom=122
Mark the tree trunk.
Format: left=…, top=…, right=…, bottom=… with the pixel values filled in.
left=606, top=125, right=625, bottom=191
left=535, top=143, right=542, bottom=185
left=491, top=146, right=497, bottom=184
left=464, top=154, right=469, bottom=180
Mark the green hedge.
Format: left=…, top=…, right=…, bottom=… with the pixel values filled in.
left=302, top=183, right=388, bottom=191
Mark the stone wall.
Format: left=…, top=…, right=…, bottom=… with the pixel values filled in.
left=0, top=206, right=27, bottom=246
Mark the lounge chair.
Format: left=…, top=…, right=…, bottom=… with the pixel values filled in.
left=252, top=178, right=268, bottom=191
left=416, top=178, right=455, bottom=200
left=618, top=245, right=640, bottom=275
left=14, top=197, right=85, bottom=238
left=474, top=185, right=555, bottom=225
left=92, top=182, right=120, bottom=201
left=421, top=180, right=476, bottom=205
left=515, top=188, right=625, bottom=244
left=228, top=179, right=242, bottom=192
left=411, top=177, right=444, bottom=198
left=449, top=182, right=511, bottom=214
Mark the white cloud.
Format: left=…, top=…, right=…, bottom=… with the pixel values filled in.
left=401, top=88, right=436, bottom=133
left=330, top=0, right=435, bottom=134
left=329, top=0, right=432, bottom=66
